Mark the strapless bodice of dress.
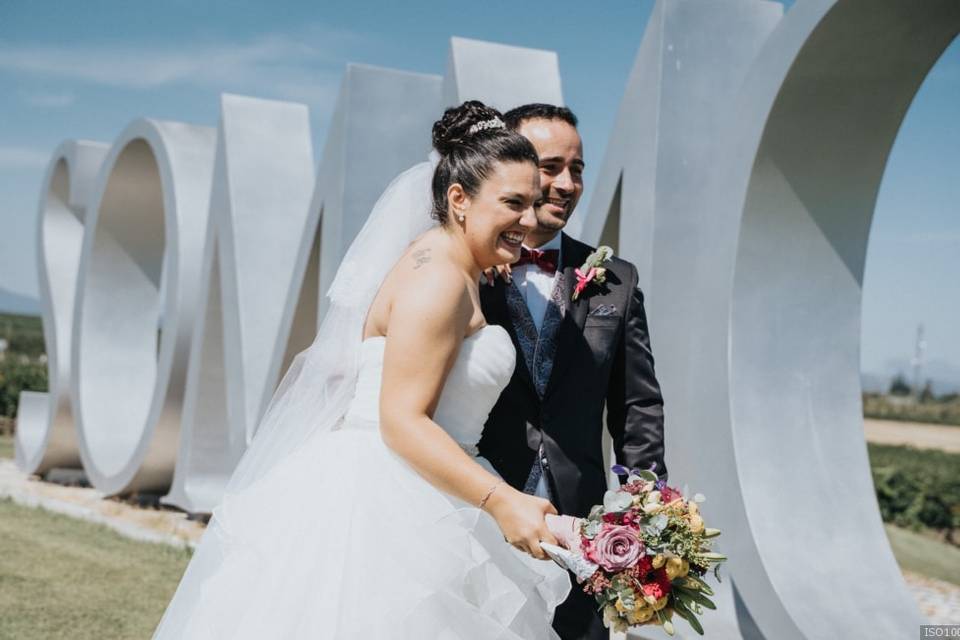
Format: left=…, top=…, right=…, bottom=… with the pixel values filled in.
left=343, top=324, right=515, bottom=455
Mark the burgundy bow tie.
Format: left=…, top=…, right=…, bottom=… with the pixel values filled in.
left=512, top=247, right=559, bottom=274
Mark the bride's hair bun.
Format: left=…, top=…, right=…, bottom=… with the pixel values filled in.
left=432, top=100, right=505, bottom=156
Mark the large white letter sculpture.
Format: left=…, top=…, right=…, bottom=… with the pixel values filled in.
left=16, top=141, right=109, bottom=475
left=72, top=120, right=217, bottom=494
left=18, top=39, right=563, bottom=514
left=578, top=0, right=956, bottom=638
left=162, top=95, right=316, bottom=512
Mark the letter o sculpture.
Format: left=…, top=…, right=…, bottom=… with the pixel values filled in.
left=16, top=140, right=108, bottom=475
left=668, top=1, right=959, bottom=637
left=72, top=119, right=216, bottom=495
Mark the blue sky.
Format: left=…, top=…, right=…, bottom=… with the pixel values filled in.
left=0, top=1, right=957, bottom=383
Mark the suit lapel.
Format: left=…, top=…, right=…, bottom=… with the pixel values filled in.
left=543, top=234, right=591, bottom=399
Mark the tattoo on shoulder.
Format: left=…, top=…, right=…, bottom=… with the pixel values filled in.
left=412, top=248, right=432, bottom=269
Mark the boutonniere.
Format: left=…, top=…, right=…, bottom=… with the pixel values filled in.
left=572, top=246, right=614, bottom=301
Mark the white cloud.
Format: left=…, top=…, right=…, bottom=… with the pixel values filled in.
left=18, top=90, right=76, bottom=108
left=0, top=26, right=359, bottom=108
left=0, top=146, right=51, bottom=170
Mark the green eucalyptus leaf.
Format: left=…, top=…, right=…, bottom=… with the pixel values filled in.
left=681, top=575, right=714, bottom=596
left=673, top=599, right=705, bottom=635
left=677, top=587, right=716, bottom=610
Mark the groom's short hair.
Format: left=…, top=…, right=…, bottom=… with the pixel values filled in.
left=503, top=104, right=578, bottom=130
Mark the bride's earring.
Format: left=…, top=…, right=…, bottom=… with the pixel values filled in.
left=455, top=209, right=465, bottom=223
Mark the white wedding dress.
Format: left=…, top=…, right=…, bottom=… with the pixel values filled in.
left=153, top=324, right=571, bottom=639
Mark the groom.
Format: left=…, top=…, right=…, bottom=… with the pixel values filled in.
left=478, top=104, right=667, bottom=640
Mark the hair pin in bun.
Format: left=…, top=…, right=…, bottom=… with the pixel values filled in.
left=468, top=117, right=505, bottom=135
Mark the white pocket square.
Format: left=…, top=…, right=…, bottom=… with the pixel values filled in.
left=588, top=304, right=617, bottom=317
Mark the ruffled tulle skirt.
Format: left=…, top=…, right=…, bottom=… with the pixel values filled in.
left=153, top=420, right=571, bottom=639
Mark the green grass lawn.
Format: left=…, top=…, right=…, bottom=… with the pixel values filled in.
left=0, top=498, right=192, bottom=640
left=885, top=523, right=960, bottom=585
left=0, top=433, right=13, bottom=459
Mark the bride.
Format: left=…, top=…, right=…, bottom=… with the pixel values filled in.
left=153, top=100, right=572, bottom=639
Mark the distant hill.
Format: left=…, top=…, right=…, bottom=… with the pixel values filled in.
left=0, top=287, right=39, bottom=317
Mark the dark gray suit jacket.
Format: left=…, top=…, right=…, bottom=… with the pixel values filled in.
left=478, top=233, right=666, bottom=518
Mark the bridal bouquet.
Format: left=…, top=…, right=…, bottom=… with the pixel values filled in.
left=542, top=467, right=725, bottom=636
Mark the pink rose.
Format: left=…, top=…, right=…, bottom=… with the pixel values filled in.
left=584, top=525, right=644, bottom=572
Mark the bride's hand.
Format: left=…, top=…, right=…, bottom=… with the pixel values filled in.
left=484, top=485, right=559, bottom=560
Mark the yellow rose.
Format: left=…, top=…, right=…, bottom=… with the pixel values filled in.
left=628, top=606, right=654, bottom=624
left=665, top=556, right=685, bottom=580
left=680, top=559, right=690, bottom=578
left=688, top=501, right=699, bottom=516
left=689, top=514, right=705, bottom=534
left=646, top=491, right=662, bottom=504
left=653, top=595, right=670, bottom=611
left=652, top=553, right=666, bottom=569
left=615, top=597, right=627, bottom=614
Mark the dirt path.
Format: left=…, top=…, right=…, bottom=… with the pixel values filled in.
left=864, top=418, right=960, bottom=453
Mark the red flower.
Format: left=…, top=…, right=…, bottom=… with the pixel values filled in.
left=642, top=580, right=666, bottom=600
left=573, top=267, right=597, bottom=299
left=661, top=486, right=683, bottom=503
left=641, top=568, right=672, bottom=600
left=629, top=555, right=653, bottom=581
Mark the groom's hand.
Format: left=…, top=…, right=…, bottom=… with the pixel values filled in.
left=485, top=486, right=559, bottom=560
left=480, top=263, right=512, bottom=286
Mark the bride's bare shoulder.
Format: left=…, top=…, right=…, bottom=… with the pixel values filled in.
left=367, top=231, right=471, bottom=338
left=393, top=237, right=470, bottom=318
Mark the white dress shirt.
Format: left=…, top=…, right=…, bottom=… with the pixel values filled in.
left=511, top=233, right=562, bottom=332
